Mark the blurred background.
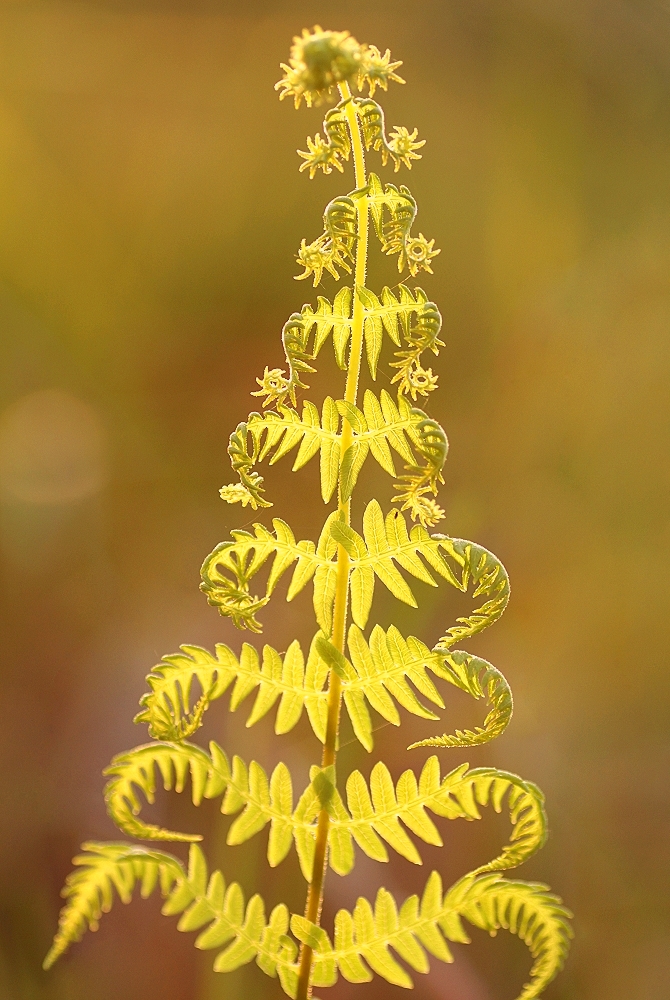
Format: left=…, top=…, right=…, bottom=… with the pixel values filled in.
left=1, top=1, right=669, bottom=998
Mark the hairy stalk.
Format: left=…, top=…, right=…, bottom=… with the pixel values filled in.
left=296, top=80, right=369, bottom=1000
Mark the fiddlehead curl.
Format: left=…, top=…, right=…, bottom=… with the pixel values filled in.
left=392, top=414, right=448, bottom=527
left=364, top=173, right=441, bottom=276
left=219, top=419, right=273, bottom=511
left=275, top=28, right=404, bottom=109
left=199, top=514, right=339, bottom=635
left=298, top=101, right=351, bottom=177
left=275, top=27, right=364, bottom=108
left=248, top=288, right=353, bottom=414
left=389, top=289, right=444, bottom=399
left=357, top=44, right=405, bottom=96
left=219, top=399, right=341, bottom=510
left=356, top=98, right=425, bottom=172
left=295, top=195, right=358, bottom=287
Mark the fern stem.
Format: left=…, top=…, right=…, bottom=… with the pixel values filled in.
left=296, top=81, right=369, bottom=1000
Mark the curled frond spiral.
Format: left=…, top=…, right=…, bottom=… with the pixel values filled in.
left=276, top=29, right=404, bottom=109
left=295, top=195, right=358, bottom=287
left=356, top=98, right=425, bottom=172
left=199, top=512, right=341, bottom=635
left=357, top=44, right=405, bottom=97
left=298, top=102, right=351, bottom=177
left=392, top=416, right=448, bottom=526
left=363, top=173, right=441, bottom=276
left=248, top=288, right=352, bottom=413
left=389, top=286, right=445, bottom=397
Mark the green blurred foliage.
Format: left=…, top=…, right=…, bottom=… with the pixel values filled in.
left=0, top=2, right=668, bottom=999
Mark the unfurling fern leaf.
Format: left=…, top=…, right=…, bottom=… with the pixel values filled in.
left=199, top=515, right=334, bottom=634
left=46, top=27, right=570, bottom=1000
left=46, top=842, right=570, bottom=1000
left=330, top=500, right=509, bottom=631
left=319, top=623, right=513, bottom=751
left=293, top=872, right=572, bottom=999
left=134, top=635, right=330, bottom=744
left=103, top=742, right=545, bottom=883
left=228, top=398, right=342, bottom=506
left=134, top=625, right=511, bottom=753
left=355, top=97, right=425, bottom=172
left=43, top=843, right=183, bottom=970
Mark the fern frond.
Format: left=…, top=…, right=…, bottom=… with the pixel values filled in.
left=452, top=875, right=573, bottom=999
left=243, top=281, right=442, bottom=417
left=292, top=871, right=572, bottom=999
left=102, top=740, right=295, bottom=869
left=355, top=97, right=425, bottom=172
left=103, top=738, right=544, bottom=882
left=226, top=390, right=441, bottom=514
left=317, top=623, right=512, bottom=752
left=249, top=287, right=352, bottom=411
left=224, top=399, right=341, bottom=507
left=43, top=842, right=183, bottom=969
left=103, top=741, right=221, bottom=841
left=407, top=645, right=514, bottom=750
left=330, top=501, right=509, bottom=632
left=134, top=635, right=329, bottom=743
left=100, top=740, right=330, bottom=881
left=134, top=622, right=512, bottom=756
left=200, top=513, right=339, bottom=634
left=45, top=842, right=305, bottom=991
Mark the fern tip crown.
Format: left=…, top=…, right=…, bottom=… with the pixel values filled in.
left=276, top=28, right=404, bottom=109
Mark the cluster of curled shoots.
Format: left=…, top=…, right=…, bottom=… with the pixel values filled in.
left=277, top=26, right=438, bottom=289
left=220, top=27, right=446, bottom=527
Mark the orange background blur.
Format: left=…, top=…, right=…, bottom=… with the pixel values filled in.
left=1, top=3, right=669, bottom=999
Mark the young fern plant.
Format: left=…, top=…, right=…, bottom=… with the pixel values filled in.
left=45, top=28, right=572, bottom=1000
